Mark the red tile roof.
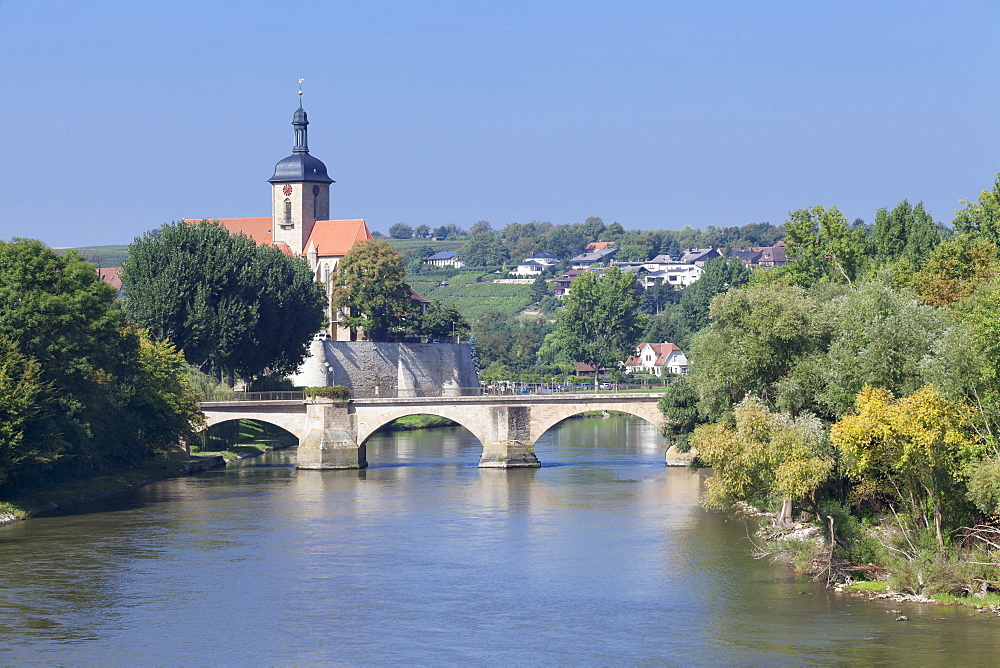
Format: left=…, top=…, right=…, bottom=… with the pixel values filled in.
left=96, top=267, right=122, bottom=292
left=183, top=218, right=372, bottom=258
left=306, top=219, right=372, bottom=256
left=627, top=342, right=683, bottom=367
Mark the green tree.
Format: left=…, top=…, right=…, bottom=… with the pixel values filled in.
left=129, top=330, right=204, bottom=455
left=677, top=257, right=751, bottom=335
left=603, top=222, right=625, bottom=242
left=0, top=239, right=133, bottom=474
left=657, top=376, right=701, bottom=451
left=782, top=205, right=864, bottom=286
left=615, top=233, right=656, bottom=262
left=687, top=282, right=836, bottom=421
left=580, top=216, right=606, bottom=242
left=460, top=231, right=509, bottom=267
left=468, top=220, right=492, bottom=236
left=0, top=338, right=51, bottom=487
left=413, top=224, right=430, bottom=238
left=388, top=223, right=413, bottom=239
left=530, top=275, right=550, bottom=304
left=122, top=220, right=324, bottom=383
left=554, top=268, right=646, bottom=389
left=872, top=200, right=940, bottom=269
left=330, top=239, right=416, bottom=341
left=820, top=280, right=948, bottom=417
left=953, top=173, right=1000, bottom=245
left=544, top=227, right=588, bottom=259
left=0, top=239, right=203, bottom=489
left=416, top=300, right=470, bottom=341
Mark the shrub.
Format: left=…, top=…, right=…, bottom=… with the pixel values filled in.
left=966, top=458, right=1000, bottom=516
left=306, top=385, right=351, bottom=400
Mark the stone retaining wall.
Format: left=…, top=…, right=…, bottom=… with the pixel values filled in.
left=290, top=341, right=478, bottom=394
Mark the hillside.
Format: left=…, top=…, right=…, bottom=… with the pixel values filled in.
left=409, top=270, right=534, bottom=319
left=53, top=244, right=129, bottom=268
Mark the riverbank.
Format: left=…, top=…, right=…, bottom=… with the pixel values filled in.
left=0, top=459, right=196, bottom=526
left=1, top=441, right=294, bottom=527
left=744, top=507, right=1000, bottom=617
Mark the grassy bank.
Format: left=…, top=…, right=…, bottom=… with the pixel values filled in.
left=0, top=459, right=190, bottom=525
left=194, top=419, right=298, bottom=455
left=384, top=414, right=459, bottom=431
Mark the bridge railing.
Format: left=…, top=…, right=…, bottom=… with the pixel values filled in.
left=202, top=391, right=306, bottom=403
left=347, top=384, right=661, bottom=399
left=201, top=385, right=665, bottom=403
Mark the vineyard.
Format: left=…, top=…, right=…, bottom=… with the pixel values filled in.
left=409, top=270, right=535, bottom=319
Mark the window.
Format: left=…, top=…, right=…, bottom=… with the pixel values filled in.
left=283, top=199, right=292, bottom=228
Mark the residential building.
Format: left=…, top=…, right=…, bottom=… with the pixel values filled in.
left=678, top=248, right=721, bottom=267
left=424, top=251, right=466, bottom=268
left=509, top=252, right=560, bottom=276
left=552, top=269, right=586, bottom=297
left=568, top=247, right=618, bottom=268
left=625, top=342, right=689, bottom=376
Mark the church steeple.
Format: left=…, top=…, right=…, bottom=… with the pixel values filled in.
left=292, top=103, right=309, bottom=153
left=269, top=84, right=332, bottom=256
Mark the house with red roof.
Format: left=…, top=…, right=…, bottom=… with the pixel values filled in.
left=624, top=342, right=689, bottom=376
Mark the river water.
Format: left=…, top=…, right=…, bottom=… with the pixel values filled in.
left=1, top=416, right=997, bottom=664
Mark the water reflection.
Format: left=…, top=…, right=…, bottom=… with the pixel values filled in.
left=0, top=417, right=996, bottom=664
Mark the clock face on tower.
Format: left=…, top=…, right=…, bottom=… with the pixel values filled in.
left=282, top=185, right=293, bottom=196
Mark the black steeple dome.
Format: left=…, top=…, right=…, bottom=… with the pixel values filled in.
left=268, top=104, right=334, bottom=184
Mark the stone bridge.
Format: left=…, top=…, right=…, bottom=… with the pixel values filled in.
left=199, top=393, right=666, bottom=469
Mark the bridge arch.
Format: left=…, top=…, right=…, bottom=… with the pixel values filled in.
left=354, top=406, right=492, bottom=449
left=528, top=401, right=663, bottom=444
left=201, top=409, right=311, bottom=442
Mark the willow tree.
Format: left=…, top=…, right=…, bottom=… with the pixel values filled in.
left=693, top=395, right=832, bottom=526
left=554, top=267, right=645, bottom=389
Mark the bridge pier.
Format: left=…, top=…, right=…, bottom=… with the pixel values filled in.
left=296, top=401, right=367, bottom=470
left=478, top=405, right=541, bottom=468
left=479, top=441, right=540, bottom=468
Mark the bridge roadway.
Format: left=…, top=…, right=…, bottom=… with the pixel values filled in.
left=199, top=392, right=666, bottom=469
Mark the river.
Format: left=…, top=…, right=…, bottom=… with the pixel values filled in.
left=1, top=416, right=996, bottom=664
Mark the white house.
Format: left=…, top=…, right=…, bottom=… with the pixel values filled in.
left=510, top=252, right=561, bottom=276
left=424, top=251, right=466, bottom=268
left=615, top=257, right=703, bottom=288
left=625, top=342, right=689, bottom=376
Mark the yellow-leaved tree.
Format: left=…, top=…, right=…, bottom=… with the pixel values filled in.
left=831, top=385, right=981, bottom=547
left=693, top=395, right=833, bottom=526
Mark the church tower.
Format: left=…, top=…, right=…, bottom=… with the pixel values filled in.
left=268, top=100, right=333, bottom=255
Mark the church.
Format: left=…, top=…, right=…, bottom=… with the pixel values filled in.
left=187, top=99, right=373, bottom=340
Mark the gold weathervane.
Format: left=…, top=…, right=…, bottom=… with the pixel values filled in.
left=298, top=78, right=304, bottom=97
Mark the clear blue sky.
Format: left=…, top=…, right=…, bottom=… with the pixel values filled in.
left=2, top=1, right=999, bottom=247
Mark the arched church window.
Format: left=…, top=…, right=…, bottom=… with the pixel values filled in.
left=284, top=199, right=292, bottom=227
